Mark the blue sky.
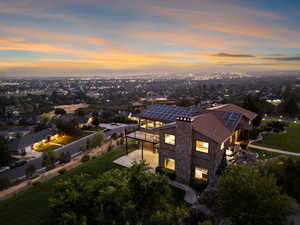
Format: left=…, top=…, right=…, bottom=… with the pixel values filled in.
left=0, top=0, right=300, bottom=76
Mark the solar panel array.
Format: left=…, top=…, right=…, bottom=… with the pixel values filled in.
left=224, top=112, right=240, bottom=127
left=136, top=104, right=202, bottom=122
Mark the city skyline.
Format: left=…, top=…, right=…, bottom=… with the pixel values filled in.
left=1, top=0, right=300, bottom=76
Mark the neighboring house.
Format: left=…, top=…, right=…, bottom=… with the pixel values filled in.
left=0, top=127, right=31, bottom=140
left=9, top=128, right=57, bottom=154
left=125, top=104, right=256, bottom=185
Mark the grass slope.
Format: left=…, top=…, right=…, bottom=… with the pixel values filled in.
left=0, top=143, right=186, bottom=225
left=255, top=123, right=300, bottom=153
left=0, top=144, right=133, bottom=225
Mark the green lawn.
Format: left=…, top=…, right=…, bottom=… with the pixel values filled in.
left=34, top=142, right=59, bottom=152
left=0, top=142, right=186, bottom=225
left=255, top=123, right=300, bottom=153
left=0, top=143, right=135, bottom=225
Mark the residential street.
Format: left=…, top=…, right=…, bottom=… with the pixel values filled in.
left=0, top=124, right=136, bottom=182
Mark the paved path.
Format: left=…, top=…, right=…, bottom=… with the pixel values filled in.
left=249, top=144, right=300, bottom=156
left=168, top=180, right=198, bottom=204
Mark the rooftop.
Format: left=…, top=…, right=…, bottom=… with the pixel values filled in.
left=136, top=104, right=202, bottom=123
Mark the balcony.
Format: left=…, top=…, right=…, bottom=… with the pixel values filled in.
left=126, top=130, right=159, bottom=144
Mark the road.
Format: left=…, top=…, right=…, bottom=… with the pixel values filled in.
left=0, top=124, right=137, bottom=182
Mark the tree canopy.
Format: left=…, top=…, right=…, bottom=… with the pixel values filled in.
left=49, top=162, right=186, bottom=225
left=56, top=119, right=82, bottom=137
left=217, top=165, right=297, bottom=225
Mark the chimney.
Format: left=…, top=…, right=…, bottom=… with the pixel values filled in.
left=175, top=116, right=193, bottom=184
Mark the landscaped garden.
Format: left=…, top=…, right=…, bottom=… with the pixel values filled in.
left=254, top=122, right=300, bottom=153
left=0, top=142, right=186, bottom=225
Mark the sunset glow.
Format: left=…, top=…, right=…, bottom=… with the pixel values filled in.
left=1, top=0, right=300, bottom=76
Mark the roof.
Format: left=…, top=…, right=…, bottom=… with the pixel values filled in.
left=59, top=114, right=90, bottom=124
left=208, top=104, right=257, bottom=120
left=136, top=104, right=202, bottom=123
left=9, top=129, right=57, bottom=151
left=191, top=110, right=241, bottom=143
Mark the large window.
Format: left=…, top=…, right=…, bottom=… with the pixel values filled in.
left=147, top=120, right=155, bottom=128
left=164, top=134, right=175, bottom=145
left=164, top=158, right=175, bottom=170
left=196, top=140, right=209, bottom=153
left=140, top=119, right=147, bottom=128
left=195, top=167, right=208, bottom=180
left=155, top=121, right=164, bottom=127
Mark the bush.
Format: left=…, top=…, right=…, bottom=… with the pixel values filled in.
left=42, top=150, right=58, bottom=171
left=58, top=168, right=66, bottom=175
left=32, top=181, right=40, bottom=186
left=0, top=177, right=10, bottom=190
left=156, top=167, right=176, bottom=180
left=59, top=152, right=71, bottom=164
left=25, top=164, right=36, bottom=178
left=81, top=155, right=90, bottom=162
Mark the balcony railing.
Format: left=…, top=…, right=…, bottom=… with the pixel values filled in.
left=126, top=130, right=159, bottom=143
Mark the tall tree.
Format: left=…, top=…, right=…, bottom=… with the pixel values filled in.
left=217, top=165, right=296, bottom=225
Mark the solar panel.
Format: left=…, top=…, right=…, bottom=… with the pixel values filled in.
left=136, top=104, right=202, bottom=122
left=225, top=112, right=240, bottom=127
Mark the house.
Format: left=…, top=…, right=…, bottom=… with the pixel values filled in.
left=125, top=104, right=256, bottom=185
left=9, top=128, right=57, bottom=154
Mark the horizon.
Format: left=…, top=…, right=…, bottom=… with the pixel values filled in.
left=1, top=0, right=300, bottom=76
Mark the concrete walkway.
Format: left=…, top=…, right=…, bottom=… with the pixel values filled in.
left=113, top=150, right=158, bottom=169
left=249, top=144, right=300, bottom=156
left=168, top=180, right=198, bottom=204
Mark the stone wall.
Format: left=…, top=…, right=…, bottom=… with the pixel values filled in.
left=175, top=118, right=193, bottom=184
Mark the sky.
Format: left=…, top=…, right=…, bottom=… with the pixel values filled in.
left=0, top=0, right=300, bottom=76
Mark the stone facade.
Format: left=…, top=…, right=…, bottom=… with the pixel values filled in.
left=158, top=116, right=248, bottom=185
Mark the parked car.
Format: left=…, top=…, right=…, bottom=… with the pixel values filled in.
left=10, top=160, right=27, bottom=169
left=0, top=166, right=10, bottom=173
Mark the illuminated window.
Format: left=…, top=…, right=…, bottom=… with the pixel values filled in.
left=147, top=120, right=155, bottom=128
left=196, top=140, right=209, bottom=153
left=140, top=119, right=147, bottom=128
left=164, top=134, right=175, bottom=145
left=164, top=158, right=175, bottom=170
left=195, top=167, right=208, bottom=180
left=155, top=121, right=163, bottom=127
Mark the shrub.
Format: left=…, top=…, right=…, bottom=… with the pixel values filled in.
left=0, top=177, right=10, bottom=190
left=59, top=152, right=71, bottom=164
left=25, top=164, right=36, bottom=178
left=58, top=168, right=66, bottom=175
left=156, top=167, right=176, bottom=180
left=42, top=149, right=58, bottom=171
left=32, top=181, right=40, bottom=186
left=81, top=155, right=90, bottom=162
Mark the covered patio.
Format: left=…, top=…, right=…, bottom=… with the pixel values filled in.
left=113, top=149, right=159, bottom=169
